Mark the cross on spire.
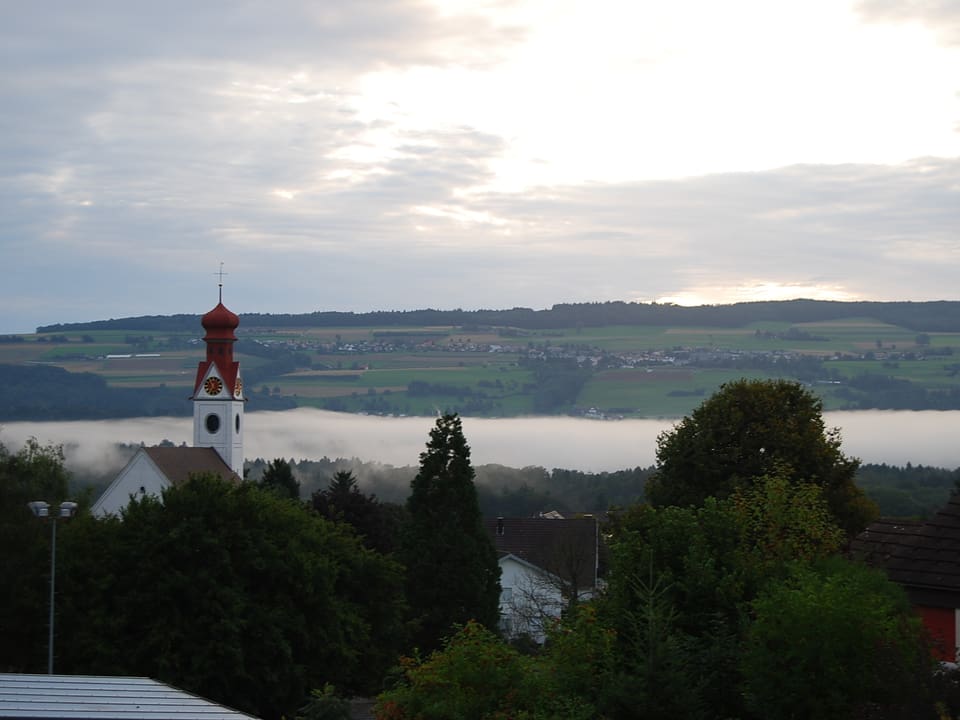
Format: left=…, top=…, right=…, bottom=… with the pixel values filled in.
left=214, top=262, right=228, bottom=302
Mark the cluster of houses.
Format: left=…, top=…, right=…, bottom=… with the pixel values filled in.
left=250, top=330, right=810, bottom=369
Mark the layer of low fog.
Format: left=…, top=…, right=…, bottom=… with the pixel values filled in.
left=2, top=409, right=958, bottom=482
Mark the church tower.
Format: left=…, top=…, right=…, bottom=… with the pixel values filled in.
left=192, top=289, right=245, bottom=475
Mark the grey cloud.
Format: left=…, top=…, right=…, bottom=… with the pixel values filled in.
left=857, top=0, right=960, bottom=45
left=459, top=159, right=960, bottom=304
left=2, top=2, right=958, bottom=332
left=5, top=155, right=960, bottom=329
left=2, top=1, right=521, bottom=71
left=0, top=0, right=520, bottom=256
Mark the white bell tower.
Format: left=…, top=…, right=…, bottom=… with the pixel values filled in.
left=191, top=284, right=245, bottom=475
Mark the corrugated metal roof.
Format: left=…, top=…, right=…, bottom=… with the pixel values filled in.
left=0, top=674, right=259, bottom=720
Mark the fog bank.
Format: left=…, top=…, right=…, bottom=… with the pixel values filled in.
left=1, top=409, right=958, bottom=476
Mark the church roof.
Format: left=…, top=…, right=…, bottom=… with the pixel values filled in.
left=143, top=446, right=241, bottom=486
left=851, top=493, right=960, bottom=596
left=92, top=447, right=241, bottom=517
left=91, top=447, right=242, bottom=517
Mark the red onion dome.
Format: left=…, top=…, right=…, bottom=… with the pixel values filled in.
left=201, top=302, right=240, bottom=338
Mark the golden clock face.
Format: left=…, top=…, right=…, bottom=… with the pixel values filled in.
left=234, top=378, right=243, bottom=397
left=204, top=377, right=224, bottom=395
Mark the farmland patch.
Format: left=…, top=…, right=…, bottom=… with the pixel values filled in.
left=596, top=369, right=695, bottom=382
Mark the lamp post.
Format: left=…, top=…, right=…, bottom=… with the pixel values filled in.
left=28, top=500, right=78, bottom=675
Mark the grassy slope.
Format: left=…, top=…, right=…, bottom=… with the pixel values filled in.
left=6, top=317, right=960, bottom=418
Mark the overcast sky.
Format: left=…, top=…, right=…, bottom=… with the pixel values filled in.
left=2, top=1, right=959, bottom=333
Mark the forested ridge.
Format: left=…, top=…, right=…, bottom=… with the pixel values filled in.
left=37, top=298, right=960, bottom=333
left=73, top=453, right=957, bottom=526
left=0, top=364, right=295, bottom=420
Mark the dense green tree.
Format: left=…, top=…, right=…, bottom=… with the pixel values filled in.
left=599, top=482, right=937, bottom=720
left=599, top=502, right=744, bottom=719
left=0, top=438, right=73, bottom=672
left=603, top=501, right=742, bottom=630
left=728, top=470, right=845, bottom=585
left=599, top=470, right=862, bottom=720
left=377, top=622, right=537, bottom=720
left=400, top=414, right=500, bottom=652
left=297, top=685, right=352, bottom=720
left=312, top=470, right=405, bottom=555
left=742, top=557, right=931, bottom=719
left=645, top=378, right=877, bottom=535
left=258, top=457, right=300, bottom=499
left=377, top=618, right=599, bottom=720
left=55, top=474, right=406, bottom=720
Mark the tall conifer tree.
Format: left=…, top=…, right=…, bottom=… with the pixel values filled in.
left=258, top=457, right=300, bottom=500
left=401, top=413, right=500, bottom=651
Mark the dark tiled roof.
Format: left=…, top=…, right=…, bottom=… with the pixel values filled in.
left=144, top=447, right=241, bottom=486
left=484, top=517, right=600, bottom=589
left=851, top=494, right=960, bottom=593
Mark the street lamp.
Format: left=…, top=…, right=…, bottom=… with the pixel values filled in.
left=28, top=500, right=78, bottom=675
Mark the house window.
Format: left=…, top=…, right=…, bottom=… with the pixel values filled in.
left=500, top=587, right=513, bottom=603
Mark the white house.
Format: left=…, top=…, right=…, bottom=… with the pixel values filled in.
left=496, top=553, right=566, bottom=641
left=485, top=516, right=603, bottom=642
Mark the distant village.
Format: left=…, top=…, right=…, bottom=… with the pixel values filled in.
left=244, top=327, right=948, bottom=368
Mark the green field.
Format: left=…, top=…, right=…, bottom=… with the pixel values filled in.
left=578, top=368, right=781, bottom=418
left=522, top=319, right=938, bottom=355
left=6, top=315, right=960, bottom=418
